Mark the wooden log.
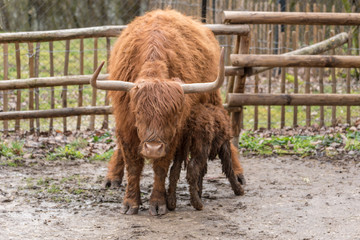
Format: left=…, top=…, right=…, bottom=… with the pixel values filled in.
left=34, top=42, right=41, bottom=132
left=305, top=31, right=311, bottom=127
left=102, top=37, right=111, bottom=129
left=15, top=43, right=21, bottom=131
left=225, top=66, right=244, bottom=76
left=0, top=24, right=249, bottom=43
left=0, top=104, right=234, bottom=121
left=280, top=32, right=286, bottom=129
left=231, top=34, right=250, bottom=147
left=292, top=31, right=298, bottom=128
left=3, top=43, right=8, bottom=134
left=206, top=24, right=250, bottom=35
left=318, top=30, right=325, bottom=127
left=330, top=31, right=337, bottom=127
left=245, top=32, right=349, bottom=76
left=266, top=30, right=272, bottom=130
left=0, top=74, right=108, bottom=90
left=225, top=35, right=241, bottom=103
left=0, top=68, right=242, bottom=91
left=347, top=33, right=352, bottom=124
left=28, top=43, right=34, bottom=132
left=0, top=106, right=112, bottom=120
left=49, top=41, right=55, bottom=131
left=77, top=39, right=84, bottom=130
left=63, top=40, right=70, bottom=132
left=227, top=93, right=360, bottom=106
left=223, top=11, right=360, bottom=25
left=253, top=31, right=259, bottom=130
left=90, top=38, right=98, bottom=131
left=231, top=54, right=360, bottom=68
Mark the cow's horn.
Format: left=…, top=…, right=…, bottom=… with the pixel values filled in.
left=181, top=47, right=225, bottom=94
left=90, top=61, right=135, bottom=91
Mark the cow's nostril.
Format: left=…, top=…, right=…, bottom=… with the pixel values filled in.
left=142, top=142, right=166, bottom=159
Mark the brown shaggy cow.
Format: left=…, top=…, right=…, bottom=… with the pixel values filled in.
left=91, top=9, right=245, bottom=216
left=167, top=104, right=245, bottom=211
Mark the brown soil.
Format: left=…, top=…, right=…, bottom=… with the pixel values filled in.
left=1, top=154, right=359, bottom=240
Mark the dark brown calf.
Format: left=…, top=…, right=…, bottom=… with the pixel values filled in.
left=167, top=104, right=245, bottom=211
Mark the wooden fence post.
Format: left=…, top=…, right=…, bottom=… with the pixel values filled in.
left=3, top=43, right=8, bottom=134
left=28, top=42, right=35, bottom=133
left=63, top=40, right=70, bottom=133
left=49, top=41, right=55, bottom=131
left=15, top=43, right=21, bottom=132
left=231, top=33, right=250, bottom=147
left=77, top=38, right=84, bottom=130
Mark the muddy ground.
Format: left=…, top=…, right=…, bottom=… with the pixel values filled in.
left=1, top=152, right=360, bottom=240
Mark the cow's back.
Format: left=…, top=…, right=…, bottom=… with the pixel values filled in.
left=108, top=9, right=219, bottom=85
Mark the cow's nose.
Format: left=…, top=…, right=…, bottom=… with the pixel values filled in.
left=141, top=141, right=166, bottom=159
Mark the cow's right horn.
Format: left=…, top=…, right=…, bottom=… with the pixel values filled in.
left=181, top=47, right=225, bottom=94
left=91, top=61, right=135, bottom=91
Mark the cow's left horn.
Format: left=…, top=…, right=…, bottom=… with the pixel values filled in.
left=181, top=47, right=225, bottom=94
left=90, top=61, right=135, bottom=91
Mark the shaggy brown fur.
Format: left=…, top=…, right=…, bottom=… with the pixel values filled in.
left=105, top=9, right=230, bottom=216
left=167, top=104, right=245, bottom=211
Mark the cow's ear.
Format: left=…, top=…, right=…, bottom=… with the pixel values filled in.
left=172, top=77, right=183, bottom=84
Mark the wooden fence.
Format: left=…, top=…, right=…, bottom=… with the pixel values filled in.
left=224, top=10, right=360, bottom=136
left=1, top=5, right=360, bottom=135
left=0, top=24, right=249, bottom=134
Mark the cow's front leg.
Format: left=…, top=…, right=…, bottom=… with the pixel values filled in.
left=121, top=155, right=144, bottom=215
left=104, top=148, right=125, bottom=189
left=149, top=159, right=171, bottom=216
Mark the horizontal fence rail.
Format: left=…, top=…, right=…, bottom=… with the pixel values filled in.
left=0, top=24, right=250, bottom=43
left=245, top=32, right=349, bottom=76
left=0, top=74, right=108, bottom=90
left=0, top=103, right=235, bottom=120
left=0, top=106, right=112, bottom=120
left=227, top=94, right=360, bottom=107
left=223, top=11, right=360, bottom=25
left=231, top=55, right=360, bottom=68
left=0, top=67, right=244, bottom=91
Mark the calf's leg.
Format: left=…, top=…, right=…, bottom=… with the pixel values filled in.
left=186, top=156, right=207, bottom=210
left=167, top=151, right=185, bottom=211
left=219, top=141, right=244, bottom=196
left=230, top=143, right=246, bottom=185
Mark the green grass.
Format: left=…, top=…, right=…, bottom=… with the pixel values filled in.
left=0, top=140, right=24, bottom=158
left=46, top=144, right=84, bottom=160
left=239, top=129, right=359, bottom=156
left=47, top=184, right=61, bottom=194
left=91, top=149, right=114, bottom=161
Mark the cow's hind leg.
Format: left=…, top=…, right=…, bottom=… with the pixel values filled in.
left=219, top=141, right=244, bottom=196
left=104, top=148, right=124, bottom=188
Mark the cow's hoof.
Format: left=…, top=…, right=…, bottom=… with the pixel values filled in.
left=120, top=203, right=139, bottom=215
left=232, top=183, right=245, bottom=196
left=104, top=178, right=122, bottom=189
left=166, top=194, right=177, bottom=211
left=149, top=203, right=167, bottom=216
left=237, top=174, right=246, bottom=185
left=190, top=195, right=203, bottom=211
